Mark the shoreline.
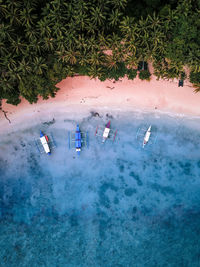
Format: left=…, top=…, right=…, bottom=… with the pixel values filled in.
left=1, top=75, right=200, bottom=133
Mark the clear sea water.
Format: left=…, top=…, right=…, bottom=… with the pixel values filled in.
left=0, top=110, right=200, bottom=267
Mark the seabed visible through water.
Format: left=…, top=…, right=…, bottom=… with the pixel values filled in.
left=0, top=110, right=200, bottom=267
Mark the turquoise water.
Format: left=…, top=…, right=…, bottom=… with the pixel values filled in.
left=0, top=111, right=200, bottom=266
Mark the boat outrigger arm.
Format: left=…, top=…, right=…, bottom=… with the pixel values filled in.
left=40, top=131, right=51, bottom=155
left=143, top=125, right=151, bottom=148
left=102, top=121, right=111, bottom=143
left=75, top=124, right=82, bottom=155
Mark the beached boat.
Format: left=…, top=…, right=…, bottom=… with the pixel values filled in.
left=40, top=131, right=51, bottom=155
left=143, top=126, right=151, bottom=148
left=75, top=124, right=82, bottom=155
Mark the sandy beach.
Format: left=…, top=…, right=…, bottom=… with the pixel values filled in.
left=1, top=73, right=200, bottom=132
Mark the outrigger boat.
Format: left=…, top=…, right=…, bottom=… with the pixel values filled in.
left=75, top=124, right=82, bottom=155
left=102, top=121, right=111, bottom=143
left=143, top=125, right=151, bottom=148
left=68, top=124, right=89, bottom=155
left=95, top=121, right=117, bottom=143
left=40, top=131, right=51, bottom=155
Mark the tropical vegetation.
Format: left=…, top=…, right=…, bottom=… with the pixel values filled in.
left=0, top=0, right=200, bottom=105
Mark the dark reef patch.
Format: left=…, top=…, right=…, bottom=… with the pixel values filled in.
left=119, top=165, right=124, bottom=173
left=178, top=161, right=192, bottom=176
left=114, top=197, right=119, bottom=204
left=116, top=158, right=129, bottom=173
left=129, top=171, right=143, bottom=186
left=69, top=214, right=79, bottom=227
left=124, top=188, right=137, bottom=197
left=98, top=182, right=118, bottom=209
left=132, top=206, right=137, bottom=214
left=149, top=183, right=175, bottom=196
left=27, top=153, right=44, bottom=179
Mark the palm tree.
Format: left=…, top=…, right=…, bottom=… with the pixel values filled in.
left=43, top=37, right=55, bottom=52
left=0, top=41, right=8, bottom=55
left=97, top=33, right=109, bottom=50
left=78, top=52, right=87, bottom=66
left=147, top=13, right=163, bottom=31
left=126, top=36, right=137, bottom=54
left=114, top=44, right=126, bottom=62
left=0, top=23, right=13, bottom=44
left=85, top=22, right=95, bottom=34
left=136, top=16, right=150, bottom=37
left=108, top=9, right=122, bottom=27
left=7, top=65, right=22, bottom=81
left=32, top=57, right=48, bottom=75
left=88, top=51, right=105, bottom=66
left=10, top=37, right=27, bottom=55
left=56, top=49, right=79, bottom=65
left=88, top=65, right=103, bottom=78
left=6, top=57, right=17, bottom=73
left=72, top=8, right=89, bottom=31
left=90, top=6, right=106, bottom=26
left=162, top=7, right=178, bottom=33
left=37, top=18, right=51, bottom=37
left=0, top=1, right=8, bottom=17
left=18, top=59, right=32, bottom=75
left=86, top=36, right=99, bottom=52
left=65, top=2, right=74, bottom=20
left=110, top=0, right=127, bottom=10
left=55, top=38, right=65, bottom=52
left=52, top=21, right=66, bottom=38
left=124, top=54, right=138, bottom=69
left=5, top=4, right=21, bottom=26
left=119, top=16, right=136, bottom=38
left=29, top=39, right=42, bottom=54
left=24, top=26, right=38, bottom=42
left=106, top=54, right=118, bottom=69
left=74, top=34, right=87, bottom=52
left=107, top=33, right=121, bottom=50
left=19, top=7, right=37, bottom=27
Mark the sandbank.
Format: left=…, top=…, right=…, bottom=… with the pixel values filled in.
left=1, top=73, right=200, bottom=133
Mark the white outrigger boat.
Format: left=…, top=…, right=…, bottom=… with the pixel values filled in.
left=40, top=131, right=51, bottom=155
left=95, top=121, right=117, bottom=143
left=143, top=125, right=151, bottom=148
left=102, top=121, right=111, bottom=143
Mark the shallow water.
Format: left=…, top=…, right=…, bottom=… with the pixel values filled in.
left=0, top=111, right=200, bottom=267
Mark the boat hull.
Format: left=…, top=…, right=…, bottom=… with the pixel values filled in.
left=40, top=131, right=51, bottom=154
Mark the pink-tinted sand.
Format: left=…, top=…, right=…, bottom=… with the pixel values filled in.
left=1, top=74, right=200, bottom=130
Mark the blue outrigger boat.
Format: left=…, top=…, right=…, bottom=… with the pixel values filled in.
left=68, top=124, right=89, bottom=155
left=75, top=124, right=82, bottom=155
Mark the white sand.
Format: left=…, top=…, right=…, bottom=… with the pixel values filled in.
left=1, top=74, right=200, bottom=134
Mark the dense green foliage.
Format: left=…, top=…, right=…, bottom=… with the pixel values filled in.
left=139, top=70, right=151, bottom=80
left=127, top=69, right=137, bottom=80
left=0, top=0, right=200, bottom=105
left=189, top=72, right=200, bottom=92
left=190, top=72, right=200, bottom=84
